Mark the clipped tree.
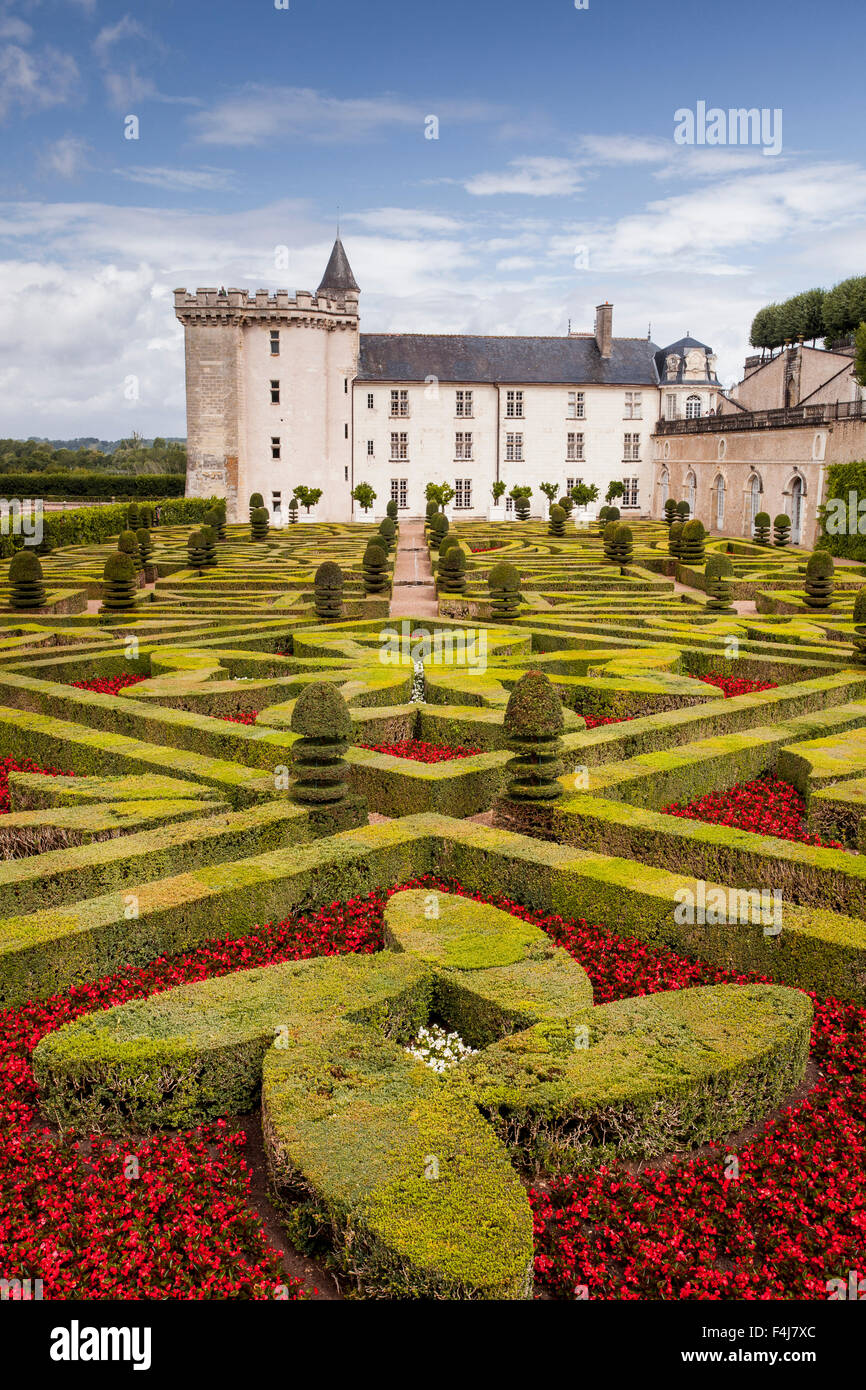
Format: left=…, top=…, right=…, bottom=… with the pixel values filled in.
left=138, top=503, right=154, bottom=530
left=187, top=531, right=207, bottom=572
left=680, top=519, right=706, bottom=567
left=823, top=275, right=866, bottom=345
left=425, top=482, right=455, bottom=510
left=491, top=480, right=506, bottom=506
left=118, top=528, right=142, bottom=571
left=204, top=505, right=225, bottom=541
left=136, top=527, right=153, bottom=564
left=294, top=485, right=322, bottom=514
left=288, top=497, right=299, bottom=524
left=199, top=524, right=217, bottom=567
left=437, top=545, right=467, bottom=595
left=804, top=550, right=834, bottom=609
left=503, top=671, right=565, bottom=803
left=386, top=498, right=399, bottom=521
left=9, top=550, right=46, bottom=609
left=539, top=482, right=559, bottom=508
left=429, top=512, right=449, bottom=551
left=852, top=588, right=866, bottom=664
left=249, top=493, right=264, bottom=523
left=705, top=554, right=735, bottom=613
left=362, top=542, right=389, bottom=595
left=314, top=561, right=344, bottom=622
left=378, top=516, right=397, bottom=553
left=251, top=506, right=270, bottom=541
left=774, top=514, right=792, bottom=547
left=668, top=520, right=684, bottom=559
left=548, top=504, right=566, bottom=538
left=663, top=498, right=678, bottom=528
left=509, top=485, right=532, bottom=521
left=352, top=482, right=377, bottom=514
left=753, top=511, right=772, bottom=545
left=605, top=480, right=624, bottom=505
left=557, top=494, right=574, bottom=516
left=611, top=523, right=634, bottom=567
left=488, top=561, right=521, bottom=621
left=101, top=551, right=138, bottom=613
left=676, top=500, right=690, bottom=521
left=290, top=681, right=352, bottom=806
left=602, top=520, right=619, bottom=561
left=127, top=501, right=140, bottom=531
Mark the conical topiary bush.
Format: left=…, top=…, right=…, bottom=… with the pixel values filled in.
left=314, top=561, right=344, bottom=621
left=9, top=550, right=46, bottom=609
left=705, top=553, right=735, bottom=613
left=804, top=550, right=834, bottom=609
left=362, top=542, right=389, bottom=595
left=199, top=524, right=218, bottom=567
left=378, top=516, right=397, bottom=554
left=680, top=519, right=706, bottom=567
left=602, top=520, right=619, bottom=561
left=663, top=498, right=678, bottom=528
left=503, top=671, right=565, bottom=802
left=853, top=588, right=866, bottom=664
left=136, top=527, right=153, bottom=564
left=611, top=523, right=633, bottom=567
left=548, top=504, right=566, bottom=538
left=489, top=561, right=520, bottom=621
left=437, top=544, right=467, bottom=595
left=127, top=502, right=140, bottom=531
left=429, top=512, right=448, bottom=552
left=187, top=530, right=207, bottom=571
left=753, top=511, right=772, bottom=545
left=251, top=506, right=269, bottom=541
left=204, top=506, right=225, bottom=542
left=669, top=521, right=684, bottom=558
left=100, top=551, right=138, bottom=613
left=118, top=528, right=142, bottom=571
left=774, top=514, right=791, bottom=548
left=290, top=681, right=352, bottom=805
left=138, top=503, right=153, bottom=530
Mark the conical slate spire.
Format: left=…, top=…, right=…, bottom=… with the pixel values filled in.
left=317, top=237, right=359, bottom=295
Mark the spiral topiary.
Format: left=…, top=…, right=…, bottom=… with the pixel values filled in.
left=199, top=524, right=218, bottom=567
left=753, top=511, right=772, bottom=545
left=676, top=501, right=690, bottom=521
left=204, top=506, right=225, bottom=542
left=126, top=502, right=140, bottom=531
left=438, top=533, right=459, bottom=560
left=597, top=505, right=619, bottom=534
left=136, top=527, right=153, bottom=564
left=503, top=671, right=565, bottom=802
left=429, top=512, right=449, bottom=551
left=680, top=519, right=706, bottom=567
left=118, top=528, right=142, bottom=570
left=602, top=520, right=619, bottom=562
left=558, top=495, right=573, bottom=516
left=611, top=523, right=634, bottom=567
left=138, top=503, right=153, bottom=530
left=548, top=504, right=566, bottom=538
left=100, top=551, right=138, bottom=613
left=251, top=506, right=269, bottom=541
left=853, top=588, right=866, bottom=663
left=377, top=515, right=397, bottom=554
left=774, top=514, right=791, bottom=548
left=705, top=553, right=735, bottom=613
left=290, top=681, right=352, bottom=805
left=249, top=493, right=264, bottom=524
left=8, top=550, right=46, bottom=609
left=314, top=561, right=344, bottom=621
left=362, top=542, right=389, bottom=595
left=187, top=530, right=207, bottom=571
left=668, top=521, right=684, bottom=559
left=437, top=544, right=467, bottom=595
left=663, top=498, right=678, bottom=528
left=804, top=550, right=834, bottom=609
left=488, top=561, right=520, bottom=621
left=513, top=493, right=531, bottom=521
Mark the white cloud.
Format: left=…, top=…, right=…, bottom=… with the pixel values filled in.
left=93, top=17, right=149, bottom=63
left=465, top=157, right=582, bottom=198
left=0, top=43, right=79, bottom=119
left=113, top=166, right=237, bottom=192
left=0, top=17, right=32, bottom=42
left=348, top=207, right=463, bottom=236
left=40, top=135, right=91, bottom=180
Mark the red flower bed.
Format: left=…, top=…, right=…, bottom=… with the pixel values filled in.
left=359, top=739, right=482, bottom=762
left=0, top=756, right=76, bottom=816
left=663, top=774, right=843, bottom=849
left=581, top=714, right=635, bottom=729
left=2, top=875, right=863, bottom=1301
left=71, top=675, right=148, bottom=696
left=220, top=710, right=259, bottom=726
left=469, top=543, right=503, bottom=554
left=701, top=672, right=778, bottom=698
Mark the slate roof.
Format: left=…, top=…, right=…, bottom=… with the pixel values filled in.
left=357, top=334, right=660, bottom=386
left=654, top=335, right=720, bottom=385
left=317, top=238, right=359, bottom=295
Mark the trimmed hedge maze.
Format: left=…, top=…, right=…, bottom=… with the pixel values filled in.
left=2, top=512, right=866, bottom=1301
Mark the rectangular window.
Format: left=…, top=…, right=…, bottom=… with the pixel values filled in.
left=344, top=423, right=349, bottom=439
left=344, top=378, right=348, bottom=394
left=390, top=388, right=409, bottom=417
left=505, top=496, right=513, bottom=513
left=566, top=476, right=583, bottom=494
left=567, top=390, right=585, bottom=419
left=270, top=380, right=280, bottom=404
left=455, top=431, right=472, bottom=460
left=367, top=392, right=374, bottom=409
left=391, top=477, right=408, bottom=509
left=454, top=478, right=472, bottom=509
left=455, top=389, right=473, bottom=418
left=505, top=432, right=523, bottom=462
left=623, top=433, right=641, bottom=462
left=624, top=391, right=642, bottom=419
left=566, top=432, right=584, bottom=462
left=345, top=465, right=349, bottom=481
left=367, top=439, right=374, bottom=456
left=270, top=330, right=280, bottom=356
left=390, top=432, right=408, bottom=461
left=272, top=491, right=281, bottom=507
left=271, top=436, right=281, bottom=460
left=506, top=389, right=524, bottom=418
left=622, top=477, right=639, bottom=507
left=666, top=393, right=677, bottom=419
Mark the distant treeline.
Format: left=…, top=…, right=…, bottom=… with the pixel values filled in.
left=0, top=434, right=186, bottom=476
left=750, top=275, right=866, bottom=352
left=0, top=473, right=185, bottom=499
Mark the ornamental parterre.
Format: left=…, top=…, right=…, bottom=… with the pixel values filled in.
left=1, top=510, right=865, bottom=1301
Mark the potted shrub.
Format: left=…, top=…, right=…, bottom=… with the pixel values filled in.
left=294, top=485, right=323, bottom=523
left=509, top=485, right=532, bottom=521
left=351, top=481, right=377, bottom=521
left=539, top=481, right=559, bottom=521
left=489, top=479, right=507, bottom=521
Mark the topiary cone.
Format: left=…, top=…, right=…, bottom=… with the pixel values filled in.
left=753, top=511, right=772, bottom=545
left=668, top=521, right=684, bottom=558
left=136, top=527, right=153, bottom=564
left=100, top=551, right=138, bottom=613
left=437, top=545, right=467, bottom=595
left=680, top=519, right=706, bottom=567
left=251, top=506, right=269, bottom=541
left=314, top=561, right=344, bottom=621
left=663, top=499, right=678, bottom=528
left=428, top=513, right=449, bottom=551
left=705, top=553, right=735, bottom=613
left=602, top=520, right=618, bottom=561
left=774, top=514, right=791, bottom=548
left=548, top=504, right=566, bottom=538
left=118, top=528, right=142, bottom=571
left=249, top=493, right=264, bottom=524
left=488, top=561, right=520, bottom=621
left=611, top=523, right=634, bottom=567
left=9, top=550, right=46, bottom=609
left=199, top=524, right=218, bottom=567
left=362, top=542, right=389, bottom=596
left=187, top=530, right=207, bottom=571
left=290, top=681, right=352, bottom=805
left=804, top=550, right=834, bottom=609
left=503, top=671, right=565, bottom=802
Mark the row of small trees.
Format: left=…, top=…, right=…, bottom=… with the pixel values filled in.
left=349, top=479, right=627, bottom=516
left=749, top=275, right=866, bottom=353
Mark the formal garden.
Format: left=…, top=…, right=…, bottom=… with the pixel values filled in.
left=1, top=491, right=865, bottom=1302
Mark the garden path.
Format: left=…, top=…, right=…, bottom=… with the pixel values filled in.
left=390, top=520, right=438, bottom=618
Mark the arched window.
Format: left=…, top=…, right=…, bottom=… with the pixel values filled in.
left=748, top=473, right=762, bottom=528
left=685, top=395, right=702, bottom=419
left=685, top=470, right=697, bottom=514
left=659, top=466, right=670, bottom=508
left=790, top=476, right=804, bottom=544
left=714, top=474, right=725, bottom=531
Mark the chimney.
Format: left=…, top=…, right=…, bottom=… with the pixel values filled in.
left=595, top=302, right=613, bottom=359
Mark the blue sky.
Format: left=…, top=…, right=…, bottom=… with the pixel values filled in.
left=1, top=0, right=864, bottom=437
